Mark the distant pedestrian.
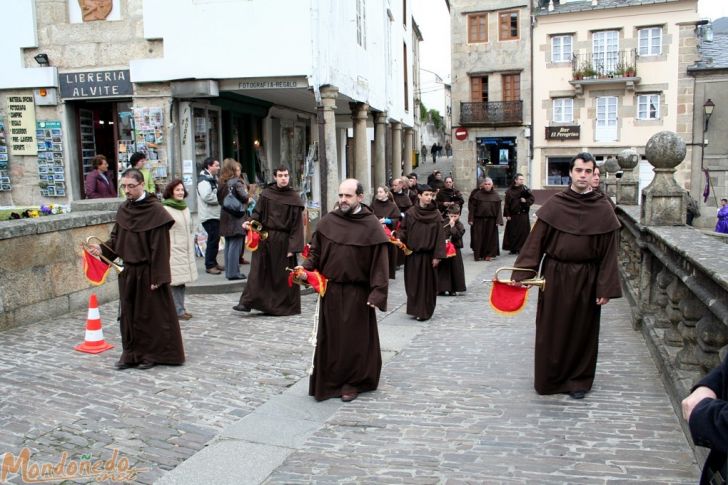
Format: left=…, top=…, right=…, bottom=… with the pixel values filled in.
left=431, top=143, right=438, bottom=164
left=370, top=185, right=401, bottom=279
left=217, top=158, right=249, bottom=280
left=421, top=144, right=428, bottom=165
left=445, top=141, right=452, bottom=157
left=503, top=174, right=534, bottom=255
left=197, top=157, right=223, bottom=275
left=162, top=179, right=198, bottom=320
left=468, top=177, right=503, bottom=261
left=88, top=168, right=184, bottom=370
left=716, top=198, right=728, bottom=234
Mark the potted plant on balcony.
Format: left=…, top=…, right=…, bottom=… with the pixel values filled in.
left=613, top=61, right=625, bottom=78
left=625, top=65, right=636, bottom=77
left=582, top=63, right=598, bottom=80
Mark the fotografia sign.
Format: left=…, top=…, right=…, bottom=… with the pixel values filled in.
left=6, top=95, right=37, bottom=155
left=546, top=125, right=580, bottom=140
left=59, top=69, right=132, bottom=98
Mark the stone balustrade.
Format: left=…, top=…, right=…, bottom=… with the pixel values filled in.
left=0, top=208, right=119, bottom=330
left=616, top=131, right=728, bottom=462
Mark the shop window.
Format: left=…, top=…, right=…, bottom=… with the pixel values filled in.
left=551, top=35, right=572, bottom=63
left=638, top=27, right=662, bottom=56
left=547, top=157, right=572, bottom=186
left=468, top=13, right=488, bottom=43
left=499, top=11, right=519, bottom=41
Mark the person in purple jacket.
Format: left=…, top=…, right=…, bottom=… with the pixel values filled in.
left=84, top=155, right=117, bottom=198
left=716, top=198, right=728, bottom=234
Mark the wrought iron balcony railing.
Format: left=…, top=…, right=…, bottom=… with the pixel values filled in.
left=460, top=100, right=523, bottom=126
left=572, top=49, right=637, bottom=80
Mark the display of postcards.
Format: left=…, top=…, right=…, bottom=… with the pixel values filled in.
left=54, top=159, right=63, bottom=167
left=0, top=152, right=7, bottom=161
left=52, top=143, right=62, bottom=152
left=38, top=165, right=48, bottom=174
left=51, top=136, right=62, bottom=144
left=36, top=129, right=45, bottom=139
left=0, top=161, right=7, bottom=170
left=51, top=129, right=62, bottom=136
left=37, top=142, right=47, bottom=152
left=44, top=129, right=51, bottom=138
left=46, top=175, right=55, bottom=183
left=53, top=165, right=64, bottom=174
left=43, top=140, right=52, bottom=151
left=47, top=186, right=56, bottom=196
left=0, top=145, right=6, bottom=153
left=53, top=152, right=63, bottom=161
left=0, top=177, right=9, bottom=184
left=54, top=172, right=65, bottom=182
left=40, top=189, right=48, bottom=196
left=55, top=187, right=65, bottom=196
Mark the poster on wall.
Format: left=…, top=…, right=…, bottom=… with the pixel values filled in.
left=132, top=107, right=163, bottom=161
left=35, top=120, right=66, bottom=197
left=0, top=118, right=10, bottom=191
left=6, top=95, right=37, bottom=155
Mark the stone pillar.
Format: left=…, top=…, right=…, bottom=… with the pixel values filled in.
left=403, top=127, right=414, bottom=175
left=641, top=131, right=688, bottom=226
left=373, top=112, right=387, bottom=190
left=350, top=102, right=370, bottom=198
left=320, top=86, right=339, bottom=213
left=616, top=148, right=639, bottom=205
left=603, top=156, right=619, bottom=198
left=391, top=122, right=402, bottom=179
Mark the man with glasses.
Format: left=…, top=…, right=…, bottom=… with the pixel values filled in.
left=88, top=168, right=185, bottom=370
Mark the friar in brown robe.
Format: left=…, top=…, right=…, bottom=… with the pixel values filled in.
left=437, top=205, right=467, bottom=296
left=235, top=167, right=304, bottom=316
left=435, top=176, right=465, bottom=217
left=468, top=177, right=503, bottom=261
left=303, top=179, right=389, bottom=402
left=391, top=177, right=412, bottom=267
left=97, top=168, right=185, bottom=370
left=399, top=184, right=447, bottom=321
left=513, top=154, right=621, bottom=399
left=371, top=186, right=401, bottom=279
left=503, top=173, right=535, bottom=255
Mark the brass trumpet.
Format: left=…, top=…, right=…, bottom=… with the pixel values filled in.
left=82, top=236, right=124, bottom=273
left=248, top=220, right=268, bottom=240
left=492, top=266, right=546, bottom=291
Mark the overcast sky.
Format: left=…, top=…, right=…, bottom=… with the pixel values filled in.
left=699, top=0, right=728, bottom=19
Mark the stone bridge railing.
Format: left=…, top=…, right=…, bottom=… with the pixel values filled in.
left=614, top=132, right=728, bottom=462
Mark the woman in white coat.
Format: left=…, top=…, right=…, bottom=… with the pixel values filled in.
left=162, top=179, right=199, bottom=320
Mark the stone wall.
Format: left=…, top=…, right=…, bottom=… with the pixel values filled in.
left=617, top=204, right=728, bottom=453
left=0, top=211, right=119, bottom=330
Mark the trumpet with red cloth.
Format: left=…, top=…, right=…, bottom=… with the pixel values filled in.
left=287, top=266, right=328, bottom=297
left=382, top=225, right=413, bottom=256
left=244, top=220, right=268, bottom=252
left=487, top=267, right=546, bottom=315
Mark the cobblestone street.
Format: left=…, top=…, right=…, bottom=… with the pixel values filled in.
left=0, top=236, right=700, bottom=484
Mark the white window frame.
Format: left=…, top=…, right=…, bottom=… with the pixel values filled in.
left=551, top=35, right=573, bottom=63
left=637, top=94, right=660, bottom=120
left=356, top=0, right=367, bottom=48
left=595, top=96, right=618, bottom=142
left=552, top=98, right=574, bottom=122
left=592, top=30, right=619, bottom=75
left=638, top=27, right=662, bottom=56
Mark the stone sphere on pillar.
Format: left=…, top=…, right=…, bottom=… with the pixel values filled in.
left=645, top=131, right=686, bottom=169
left=604, top=156, right=620, bottom=174
left=617, top=148, right=639, bottom=171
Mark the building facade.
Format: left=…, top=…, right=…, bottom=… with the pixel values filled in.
left=450, top=0, right=533, bottom=191
left=531, top=0, right=699, bottom=192
left=0, top=0, right=421, bottom=214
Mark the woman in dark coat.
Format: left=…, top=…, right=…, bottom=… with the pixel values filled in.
left=84, top=155, right=117, bottom=198
left=216, top=158, right=249, bottom=280
left=370, top=185, right=401, bottom=279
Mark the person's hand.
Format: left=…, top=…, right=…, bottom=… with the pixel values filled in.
left=287, top=252, right=293, bottom=258
left=682, top=386, right=717, bottom=421
left=468, top=221, right=473, bottom=225
left=293, top=266, right=308, bottom=281
left=379, top=217, right=386, bottom=224
left=520, top=198, right=527, bottom=203
left=449, top=220, right=455, bottom=227
left=242, top=221, right=250, bottom=230
left=87, top=243, right=101, bottom=257
left=506, top=216, right=511, bottom=221
left=366, top=302, right=375, bottom=308
left=432, top=258, right=440, bottom=268
left=150, top=283, right=159, bottom=291
left=596, top=297, right=610, bottom=305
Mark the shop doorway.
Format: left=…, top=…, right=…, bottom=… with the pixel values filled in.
left=475, top=137, right=517, bottom=188
left=74, top=100, right=133, bottom=198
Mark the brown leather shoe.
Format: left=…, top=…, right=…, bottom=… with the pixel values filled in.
left=183, top=312, right=193, bottom=318
left=138, top=361, right=156, bottom=370
left=341, top=391, right=358, bottom=402
left=206, top=267, right=222, bottom=275
left=178, top=313, right=192, bottom=320
left=216, top=264, right=225, bottom=271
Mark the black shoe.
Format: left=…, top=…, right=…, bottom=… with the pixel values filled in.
left=114, top=361, right=136, bottom=370
left=137, top=361, right=156, bottom=370
left=569, top=390, right=586, bottom=400
left=227, top=275, right=247, bottom=280
left=233, top=304, right=251, bottom=312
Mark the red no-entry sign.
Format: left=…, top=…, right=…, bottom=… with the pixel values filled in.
left=454, top=127, right=468, bottom=141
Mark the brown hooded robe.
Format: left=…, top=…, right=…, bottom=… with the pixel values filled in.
left=392, top=190, right=412, bottom=267
left=238, top=184, right=304, bottom=315
left=437, top=220, right=467, bottom=294
left=370, top=198, right=401, bottom=279
left=399, top=203, right=447, bottom=320
left=468, top=188, right=503, bottom=259
left=303, top=205, right=389, bottom=401
left=502, top=184, right=535, bottom=253
left=103, top=193, right=185, bottom=366
left=513, top=188, right=621, bottom=395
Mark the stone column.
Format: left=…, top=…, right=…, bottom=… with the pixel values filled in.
left=391, top=121, right=402, bottom=179
left=403, top=127, right=414, bottom=175
left=603, top=156, right=619, bottom=198
left=616, top=148, right=639, bottom=205
left=320, top=86, right=339, bottom=213
left=373, top=112, right=387, bottom=190
left=641, top=131, right=688, bottom=226
left=350, top=102, right=371, bottom=198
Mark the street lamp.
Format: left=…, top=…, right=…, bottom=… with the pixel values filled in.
left=704, top=98, right=715, bottom=132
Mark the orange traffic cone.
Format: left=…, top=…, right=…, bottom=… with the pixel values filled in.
left=74, top=293, right=114, bottom=354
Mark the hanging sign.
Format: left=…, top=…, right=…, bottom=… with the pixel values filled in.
left=59, top=69, right=132, bottom=98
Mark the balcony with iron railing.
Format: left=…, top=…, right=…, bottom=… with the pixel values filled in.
left=459, top=100, right=523, bottom=126
left=570, top=49, right=640, bottom=94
